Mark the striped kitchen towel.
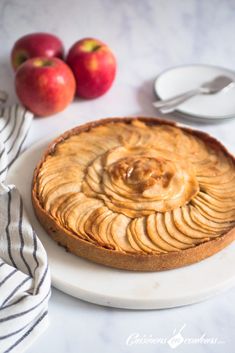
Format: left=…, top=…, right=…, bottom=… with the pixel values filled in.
left=0, top=92, right=51, bottom=353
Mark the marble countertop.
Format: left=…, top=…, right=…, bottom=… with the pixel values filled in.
left=1, top=0, right=235, bottom=352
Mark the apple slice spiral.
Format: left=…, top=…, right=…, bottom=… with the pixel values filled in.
left=36, top=120, right=235, bottom=255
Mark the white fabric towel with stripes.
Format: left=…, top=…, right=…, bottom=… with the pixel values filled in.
left=0, top=94, right=51, bottom=353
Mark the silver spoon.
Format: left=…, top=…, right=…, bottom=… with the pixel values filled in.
left=153, top=75, right=234, bottom=114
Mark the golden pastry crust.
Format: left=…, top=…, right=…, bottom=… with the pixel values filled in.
left=32, top=117, right=235, bottom=271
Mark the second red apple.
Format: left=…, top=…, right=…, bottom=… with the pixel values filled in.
left=66, top=38, right=116, bottom=99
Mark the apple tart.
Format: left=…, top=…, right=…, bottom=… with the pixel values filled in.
left=32, top=117, right=235, bottom=271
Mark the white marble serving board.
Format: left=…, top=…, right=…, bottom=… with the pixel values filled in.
left=7, top=138, right=235, bottom=309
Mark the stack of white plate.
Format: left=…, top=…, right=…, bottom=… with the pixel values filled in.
left=154, top=64, right=235, bottom=122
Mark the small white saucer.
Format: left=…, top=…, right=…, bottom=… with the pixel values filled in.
left=6, top=138, right=235, bottom=309
left=154, top=64, right=235, bottom=120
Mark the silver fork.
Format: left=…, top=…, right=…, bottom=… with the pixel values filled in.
left=153, top=76, right=234, bottom=114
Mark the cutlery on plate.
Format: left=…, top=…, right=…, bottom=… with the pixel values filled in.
left=153, top=75, right=234, bottom=114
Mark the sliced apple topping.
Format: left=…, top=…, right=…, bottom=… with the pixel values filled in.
left=36, top=120, right=235, bottom=254
left=82, top=146, right=199, bottom=217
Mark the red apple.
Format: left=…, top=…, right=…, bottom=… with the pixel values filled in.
left=66, top=38, right=116, bottom=99
left=15, top=57, right=76, bottom=117
left=11, top=33, right=64, bottom=71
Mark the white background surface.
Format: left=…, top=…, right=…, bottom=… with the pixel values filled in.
left=1, top=0, right=235, bottom=352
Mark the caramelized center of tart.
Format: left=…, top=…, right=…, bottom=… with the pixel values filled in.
left=82, top=146, right=199, bottom=217
left=111, top=156, right=174, bottom=190
left=36, top=120, right=235, bottom=254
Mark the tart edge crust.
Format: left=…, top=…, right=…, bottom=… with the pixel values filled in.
left=32, top=117, right=235, bottom=271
